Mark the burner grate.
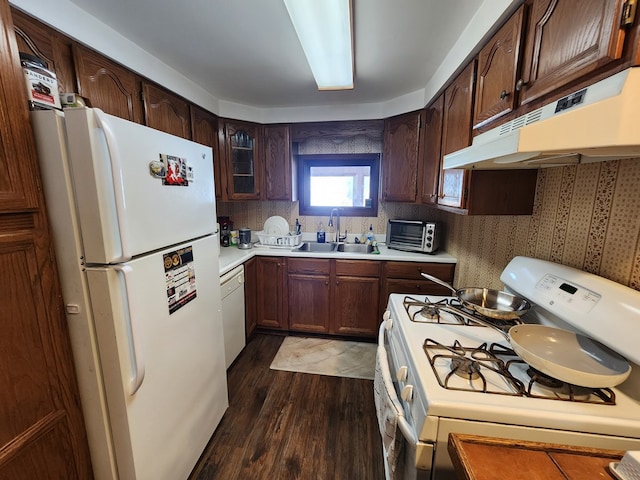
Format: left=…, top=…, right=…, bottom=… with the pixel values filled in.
left=424, top=339, right=616, bottom=405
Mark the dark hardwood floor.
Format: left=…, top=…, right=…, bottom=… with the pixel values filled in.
left=190, top=333, right=385, bottom=480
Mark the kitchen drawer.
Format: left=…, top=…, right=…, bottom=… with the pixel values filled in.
left=384, top=278, right=453, bottom=297
left=335, top=259, right=381, bottom=277
left=287, top=257, right=330, bottom=275
left=384, top=261, right=455, bottom=281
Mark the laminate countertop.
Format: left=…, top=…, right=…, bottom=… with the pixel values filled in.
left=448, top=433, right=624, bottom=480
left=218, top=241, right=456, bottom=276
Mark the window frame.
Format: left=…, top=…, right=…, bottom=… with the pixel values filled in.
left=297, top=153, right=380, bottom=217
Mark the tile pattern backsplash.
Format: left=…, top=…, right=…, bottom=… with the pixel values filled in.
left=442, top=158, right=640, bottom=291
left=218, top=147, right=640, bottom=292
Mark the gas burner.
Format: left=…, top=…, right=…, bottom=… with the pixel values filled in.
left=527, top=367, right=563, bottom=389
left=417, top=305, right=440, bottom=321
left=451, top=356, right=481, bottom=380
left=402, top=295, right=521, bottom=330
left=424, top=339, right=525, bottom=395
left=403, top=296, right=466, bottom=324
left=424, top=339, right=616, bottom=405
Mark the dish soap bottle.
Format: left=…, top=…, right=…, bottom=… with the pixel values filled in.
left=366, top=224, right=374, bottom=245
left=317, top=222, right=326, bottom=243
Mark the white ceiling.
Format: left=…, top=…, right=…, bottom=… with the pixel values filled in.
left=64, top=0, right=489, bottom=109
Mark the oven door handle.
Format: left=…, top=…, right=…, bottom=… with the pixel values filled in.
left=377, top=322, right=418, bottom=445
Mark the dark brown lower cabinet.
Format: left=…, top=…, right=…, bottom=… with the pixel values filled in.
left=255, top=256, right=288, bottom=330
left=332, top=260, right=381, bottom=337
left=287, top=258, right=331, bottom=333
left=286, top=258, right=381, bottom=338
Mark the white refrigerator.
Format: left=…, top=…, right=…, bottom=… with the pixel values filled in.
left=30, top=107, right=228, bottom=480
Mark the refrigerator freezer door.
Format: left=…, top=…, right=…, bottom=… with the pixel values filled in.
left=64, top=107, right=216, bottom=264
left=85, top=235, right=228, bottom=480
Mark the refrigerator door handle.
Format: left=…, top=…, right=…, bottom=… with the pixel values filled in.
left=94, top=108, right=132, bottom=262
left=113, top=264, right=146, bottom=395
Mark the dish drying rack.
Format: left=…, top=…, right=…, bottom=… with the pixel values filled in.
left=255, top=231, right=302, bottom=248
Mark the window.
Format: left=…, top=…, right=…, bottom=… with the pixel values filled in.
left=297, top=153, right=380, bottom=216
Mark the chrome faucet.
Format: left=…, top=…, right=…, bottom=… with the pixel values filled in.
left=328, top=208, right=346, bottom=243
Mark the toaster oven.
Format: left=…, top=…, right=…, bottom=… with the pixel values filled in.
left=386, top=219, right=440, bottom=253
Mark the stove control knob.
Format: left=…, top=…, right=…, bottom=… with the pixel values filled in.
left=401, top=385, right=413, bottom=403
left=383, top=310, right=392, bottom=330
left=396, top=366, right=408, bottom=383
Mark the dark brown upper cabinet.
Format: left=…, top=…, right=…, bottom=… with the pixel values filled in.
left=263, top=124, right=293, bottom=200
left=519, top=0, right=628, bottom=106
left=382, top=110, right=424, bottom=203
left=439, top=61, right=476, bottom=209
left=74, top=43, right=145, bottom=124
left=473, top=5, right=525, bottom=129
left=221, top=119, right=263, bottom=200
left=420, top=95, right=444, bottom=205
left=142, top=82, right=191, bottom=139
left=190, top=105, right=224, bottom=200
left=11, top=7, right=76, bottom=95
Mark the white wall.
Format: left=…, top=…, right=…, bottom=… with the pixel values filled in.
left=10, top=0, right=520, bottom=122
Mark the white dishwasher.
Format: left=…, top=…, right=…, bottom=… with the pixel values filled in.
left=220, top=265, right=246, bottom=368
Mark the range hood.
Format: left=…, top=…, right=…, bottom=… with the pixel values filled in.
left=444, top=67, right=640, bottom=170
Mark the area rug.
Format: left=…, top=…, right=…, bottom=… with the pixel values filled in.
left=270, top=336, right=377, bottom=380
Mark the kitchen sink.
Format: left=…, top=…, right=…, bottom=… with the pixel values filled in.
left=335, top=243, right=374, bottom=253
left=295, top=242, right=337, bottom=252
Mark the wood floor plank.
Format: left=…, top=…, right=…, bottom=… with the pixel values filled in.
left=190, top=334, right=385, bottom=480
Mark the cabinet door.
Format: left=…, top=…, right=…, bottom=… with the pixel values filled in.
left=0, top=9, right=39, bottom=212
left=191, top=105, right=224, bottom=200
left=223, top=120, right=263, bottom=200
left=473, top=5, right=525, bottom=128
left=519, top=0, right=627, bottom=106
left=0, top=1, right=92, bottom=475
left=263, top=124, right=292, bottom=200
left=288, top=273, right=331, bottom=333
left=74, top=44, right=144, bottom=124
left=255, top=257, right=287, bottom=330
left=439, top=61, right=476, bottom=209
left=382, top=110, right=423, bottom=202
left=11, top=8, right=76, bottom=95
left=287, top=258, right=330, bottom=333
left=420, top=96, right=443, bottom=205
left=142, top=82, right=191, bottom=139
left=333, top=275, right=380, bottom=337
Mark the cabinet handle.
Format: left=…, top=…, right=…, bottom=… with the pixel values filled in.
left=325, top=281, right=329, bottom=286
left=515, top=79, right=526, bottom=91
left=500, top=90, right=510, bottom=100
left=335, top=280, right=339, bottom=285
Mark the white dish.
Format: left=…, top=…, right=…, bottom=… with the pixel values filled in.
left=263, top=216, right=289, bottom=235
left=609, top=451, right=640, bottom=480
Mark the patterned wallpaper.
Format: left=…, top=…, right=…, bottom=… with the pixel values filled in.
left=218, top=147, right=640, bottom=292
left=439, top=158, right=640, bottom=290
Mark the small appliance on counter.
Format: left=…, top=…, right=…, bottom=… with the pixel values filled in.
left=218, top=216, right=233, bottom=247
left=386, top=219, right=441, bottom=253
left=238, top=228, right=252, bottom=249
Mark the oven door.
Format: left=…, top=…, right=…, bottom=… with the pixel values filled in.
left=376, top=318, right=434, bottom=480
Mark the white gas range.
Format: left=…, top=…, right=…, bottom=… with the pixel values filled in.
left=376, top=256, right=640, bottom=480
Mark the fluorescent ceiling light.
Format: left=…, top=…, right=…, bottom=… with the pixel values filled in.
left=284, top=0, right=354, bottom=90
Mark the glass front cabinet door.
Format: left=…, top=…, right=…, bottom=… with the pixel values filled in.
left=223, top=120, right=262, bottom=200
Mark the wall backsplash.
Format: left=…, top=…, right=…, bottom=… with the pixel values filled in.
left=441, top=158, right=640, bottom=291
left=218, top=151, right=640, bottom=292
